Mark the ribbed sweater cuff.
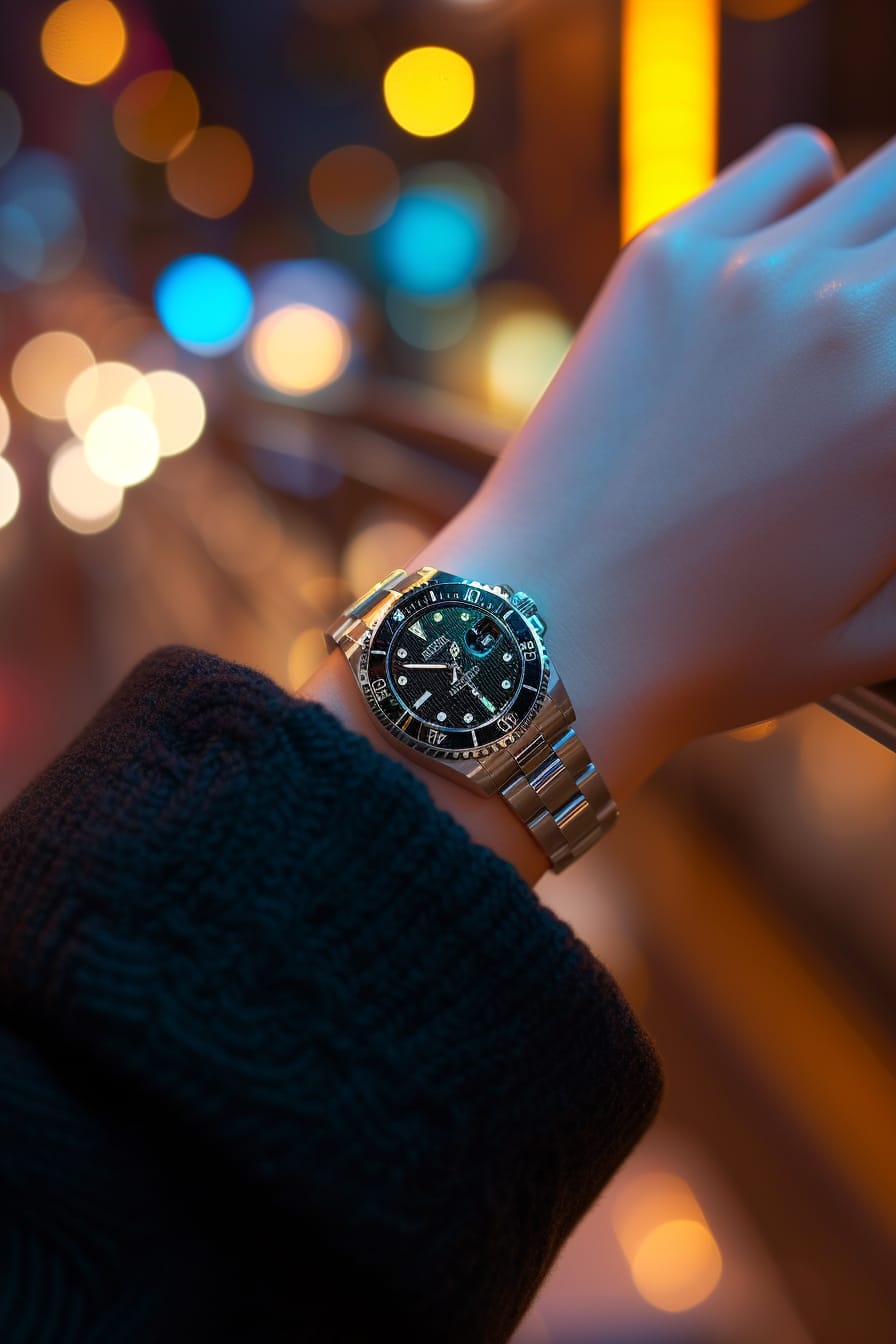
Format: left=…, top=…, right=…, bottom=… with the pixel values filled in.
left=0, top=645, right=662, bottom=1342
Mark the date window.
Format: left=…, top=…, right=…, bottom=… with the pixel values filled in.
left=466, top=615, right=502, bottom=656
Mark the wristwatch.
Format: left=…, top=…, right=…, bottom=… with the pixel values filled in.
left=324, top=565, right=618, bottom=874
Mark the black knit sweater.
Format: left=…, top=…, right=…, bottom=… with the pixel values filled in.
left=0, top=646, right=663, bottom=1343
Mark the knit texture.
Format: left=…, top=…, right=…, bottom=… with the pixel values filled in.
left=0, top=645, right=663, bottom=1343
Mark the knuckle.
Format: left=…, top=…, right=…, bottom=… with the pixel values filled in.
left=766, top=121, right=841, bottom=175
left=717, top=243, right=799, bottom=315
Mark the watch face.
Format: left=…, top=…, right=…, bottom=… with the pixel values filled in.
left=358, top=579, right=549, bottom=759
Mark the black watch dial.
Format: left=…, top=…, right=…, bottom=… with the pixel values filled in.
left=359, top=580, right=549, bottom=759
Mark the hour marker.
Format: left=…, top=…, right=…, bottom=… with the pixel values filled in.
left=398, top=675, right=408, bottom=685
left=471, top=729, right=478, bottom=747
left=393, top=609, right=404, bottom=621
left=463, top=713, right=473, bottom=723
left=502, top=652, right=512, bottom=661
left=409, top=621, right=426, bottom=639
left=480, top=696, right=496, bottom=713
left=437, top=711, right=446, bottom=721
left=414, top=690, right=432, bottom=709
left=501, top=680, right=511, bottom=690
left=397, top=648, right=408, bottom=658
left=433, top=612, right=443, bottom=622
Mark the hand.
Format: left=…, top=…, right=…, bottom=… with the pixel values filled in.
left=404, top=124, right=896, bottom=804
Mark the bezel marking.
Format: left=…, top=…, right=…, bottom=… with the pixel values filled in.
left=359, top=580, right=550, bottom=761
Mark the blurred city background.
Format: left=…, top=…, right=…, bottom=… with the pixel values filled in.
left=0, top=0, right=894, bottom=1340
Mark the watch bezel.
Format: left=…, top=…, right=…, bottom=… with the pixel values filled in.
left=356, top=578, right=550, bottom=761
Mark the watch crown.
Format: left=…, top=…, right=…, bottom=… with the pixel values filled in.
left=510, top=590, right=546, bottom=636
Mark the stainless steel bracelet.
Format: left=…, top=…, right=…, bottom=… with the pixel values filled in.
left=325, top=566, right=618, bottom=875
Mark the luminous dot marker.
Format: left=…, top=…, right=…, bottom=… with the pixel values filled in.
left=398, top=675, right=408, bottom=685
left=464, top=713, right=473, bottom=723
left=502, top=679, right=511, bottom=689
left=433, top=612, right=443, bottom=622
left=503, top=651, right=512, bottom=661
left=437, top=712, right=447, bottom=721
left=397, top=647, right=408, bottom=658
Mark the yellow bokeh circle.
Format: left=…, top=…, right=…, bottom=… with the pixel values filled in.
left=630, top=1218, right=723, bottom=1313
left=84, top=405, right=160, bottom=487
left=248, top=305, right=351, bottom=396
left=41, top=0, right=127, bottom=87
left=383, top=47, right=475, bottom=138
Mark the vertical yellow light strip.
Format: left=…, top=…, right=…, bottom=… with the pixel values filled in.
left=621, top=0, right=720, bottom=243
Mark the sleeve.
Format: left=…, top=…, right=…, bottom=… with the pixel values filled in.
left=0, top=645, right=663, bottom=1344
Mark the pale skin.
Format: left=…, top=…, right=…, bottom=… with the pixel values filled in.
left=302, top=123, right=896, bottom=888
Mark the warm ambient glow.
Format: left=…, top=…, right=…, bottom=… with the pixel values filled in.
left=383, top=47, right=475, bottom=138
left=248, top=305, right=351, bottom=396
left=621, top=0, right=719, bottom=242
left=11, top=331, right=94, bottom=420
left=49, top=439, right=123, bottom=534
left=84, top=405, right=160, bottom=487
left=113, top=70, right=199, bottom=162
left=0, top=458, right=20, bottom=530
left=166, top=126, right=254, bottom=218
left=41, top=0, right=127, bottom=86
left=0, top=394, right=9, bottom=453
left=309, top=145, right=399, bottom=235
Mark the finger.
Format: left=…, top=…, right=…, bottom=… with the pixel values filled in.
left=686, top=123, right=843, bottom=238
left=775, top=131, right=896, bottom=248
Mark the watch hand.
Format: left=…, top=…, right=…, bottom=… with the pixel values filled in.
left=402, top=663, right=449, bottom=669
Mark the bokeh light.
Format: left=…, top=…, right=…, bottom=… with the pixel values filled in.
left=0, top=458, right=19, bottom=530
left=383, top=47, right=475, bottom=138
left=797, top=710, right=896, bottom=837
left=248, top=305, right=351, bottom=396
left=342, top=515, right=430, bottom=595
left=630, top=1219, right=723, bottom=1312
left=155, top=254, right=253, bottom=355
left=41, top=0, right=127, bottom=87
left=11, top=331, right=94, bottom=420
left=65, top=360, right=149, bottom=439
left=309, top=145, right=399, bottom=235
left=0, top=91, right=22, bottom=169
left=485, top=309, right=573, bottom=421
left=165, top=126, right=254, bottom=218
left=84, top=405, right=160, bottom=487
left=621, top=0, right=718, bottom=242
left=127, top=370, right=205, bottom=456
left=49, top=439, right=123, bottom=534
left=0, top=151, right=86, bottom=288
left=113, top=70, right=199, bottom=162
left=0, top=395, right=9, bottom=453
left=723, top=0, right=813, bottom=16
left=375, top=186, right=487, bottom=296
left=612, top=1172, right=723, bottom=1312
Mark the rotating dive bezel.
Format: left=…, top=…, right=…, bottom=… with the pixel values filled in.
left=356, top=577, right=550, bottom=761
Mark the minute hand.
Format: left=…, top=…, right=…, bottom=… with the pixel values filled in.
left=401, top=663, right=449, bottom=669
